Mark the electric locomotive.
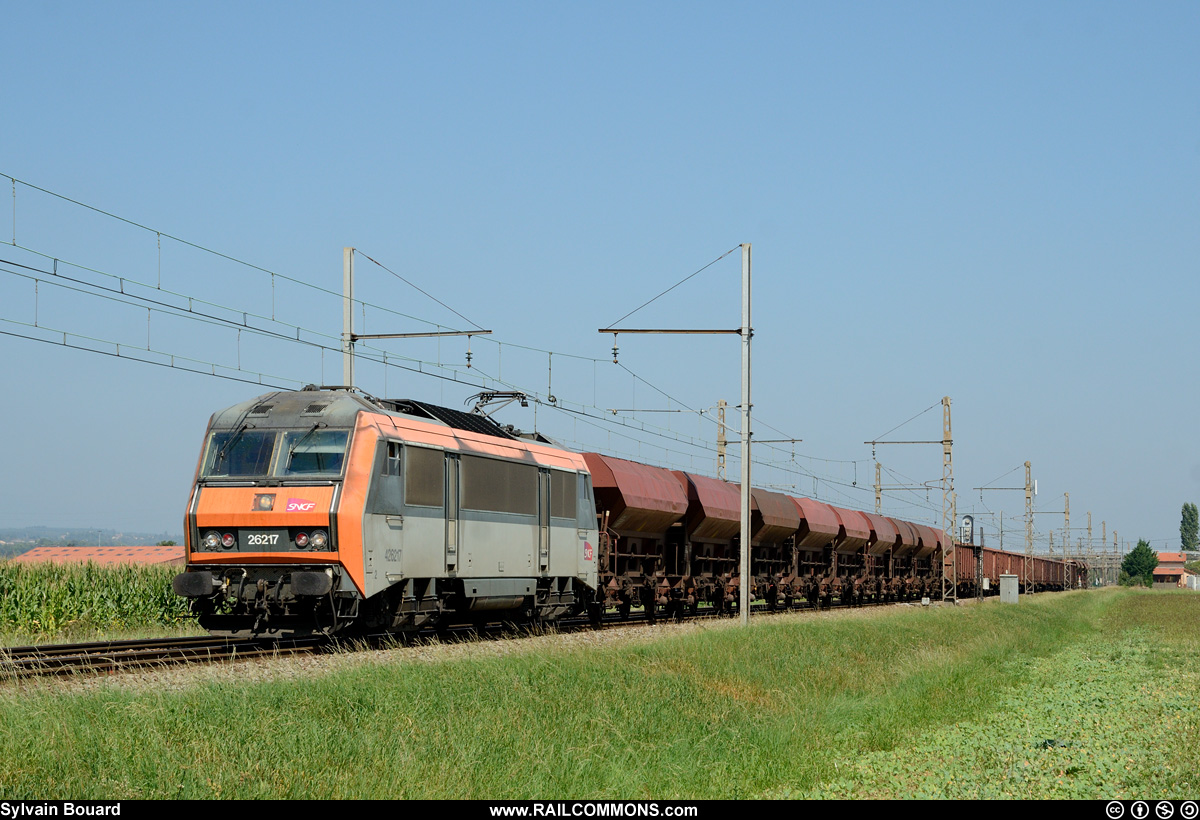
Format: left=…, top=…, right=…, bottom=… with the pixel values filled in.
left=172, top=385, right=601, bottom=636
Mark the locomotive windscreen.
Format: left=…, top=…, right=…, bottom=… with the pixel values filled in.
left=200, top=428, right=351, bottom=479
left=279, top=429, right=350, bottom=476
left=203, top=430, right=278, bottom=477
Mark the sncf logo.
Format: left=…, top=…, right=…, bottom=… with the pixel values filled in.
left=287, top=498, right=317, bottom=512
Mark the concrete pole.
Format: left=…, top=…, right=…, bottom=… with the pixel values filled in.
left=1064, top=493, right=1070, bottom=559
left=941, top=396, right=955, bottom=601
left=739, top=243, right=752, bottom=626
left=875, top=462, right=882, bottom=514
left=1024, top=461, right=1033, bottom=593
left=717, top=400, right=727, bottom=481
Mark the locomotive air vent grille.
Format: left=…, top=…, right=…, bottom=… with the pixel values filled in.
left=301, top=403, right=330, bottom=415
left=248, top=403, right=274, bottom=416
left=396, top=399, right=517, bottom=440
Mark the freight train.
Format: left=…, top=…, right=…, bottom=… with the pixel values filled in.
left=171, top=386, right=1085, bottom=636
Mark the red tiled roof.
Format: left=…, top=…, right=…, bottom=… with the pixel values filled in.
left=7, top=546, right=185, bottom=566
left=1157, top=552, right=1187, bottom=563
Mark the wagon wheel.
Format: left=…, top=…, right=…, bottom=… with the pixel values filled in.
left=640, top=584, right=657, bottom=626
left=617, top=591, right=632, bottom=621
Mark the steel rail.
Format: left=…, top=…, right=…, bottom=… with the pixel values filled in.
left=0, top=635, right=326, bottom=679
left=2, top=583, right=1030, bottom=679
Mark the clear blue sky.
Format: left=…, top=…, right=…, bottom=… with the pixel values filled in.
left=1, top=1, right=1197, bottom=553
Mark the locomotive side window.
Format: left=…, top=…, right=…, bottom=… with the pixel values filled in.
left=279, top=429, right=349, bottom=476
left=404, top=445, right=445, bottom=507
left=550, top=471, right=577, bottom=520
left=203, top=430, right=278, bottom=477
left=366, top=439, right=403, bottom=515
left=461, top=455, right=537, bottom=515
left=385, top=441, right=402, bottom=476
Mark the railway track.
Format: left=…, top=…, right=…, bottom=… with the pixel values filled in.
left=0, top=634, right=327, bottom=679
left=0, top=592, right=952, bottom=680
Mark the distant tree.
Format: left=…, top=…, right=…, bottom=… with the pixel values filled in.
left=1181, top=503, right=1199, bottom=551
left=156, top=540, right=177, bottom=546
left=1121, top=539, right=1158, bottom=587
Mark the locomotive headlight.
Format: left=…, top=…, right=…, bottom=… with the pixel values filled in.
left=221, top=532, right=236, bottom=548
left=295, top=532, right=309, bottom=548
left=202, top=531, right=221, bottom=550
left=310, top=530, right=329, bottom=550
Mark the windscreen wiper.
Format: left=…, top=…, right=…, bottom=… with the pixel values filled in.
left=215, top=422, right=255, bottom=467
left=288, top=422, right=327, bottom=460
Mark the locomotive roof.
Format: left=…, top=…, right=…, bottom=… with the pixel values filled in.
left=209, top=386, right=517, bottom=441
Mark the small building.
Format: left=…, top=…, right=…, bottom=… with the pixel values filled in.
left=1156, top=552, right=1188, bottom=571
left=1152, top=565, right=1195, bottom=590
left=7, top=545, right=185, bottom=567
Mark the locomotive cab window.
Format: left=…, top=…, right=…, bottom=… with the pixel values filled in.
left=202, top=430, right=278, bottom=478
left=279, top=429, right=350, bottom=476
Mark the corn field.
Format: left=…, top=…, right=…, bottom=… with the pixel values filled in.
left=0, top=561, right=192, bottom=637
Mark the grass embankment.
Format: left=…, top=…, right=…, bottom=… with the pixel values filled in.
left=0, top=587, right=1195, bottom=799
left=0, top=561, right=197, bottom=643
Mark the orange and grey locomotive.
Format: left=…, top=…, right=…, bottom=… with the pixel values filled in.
left=172, top=386, right=600, bottom=636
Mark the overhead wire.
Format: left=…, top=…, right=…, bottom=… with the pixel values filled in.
left=2, top=175, right=947, bottom=515
left=870, top=401, right=940, bottom=443
left=1, top=267, right=939, bottom=525
left=356, top=249, right=485, bottom=332
left=2, top=173, right=454, bottom=333
left=606, top=245, right=740, bottom=328
left=0, top=324, right=301, bottom=390
left=4, top=247, right=726, bottom=459
left=2, top=177, right=803, bottom=469
left=0, top=257, right=746, bottom=466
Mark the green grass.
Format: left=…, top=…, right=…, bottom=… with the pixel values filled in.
left=0, top=587, right=1194, bottom=799
left=806, top=595, right=1200, bottom=798
left=0, top=561, right=198, bottom=643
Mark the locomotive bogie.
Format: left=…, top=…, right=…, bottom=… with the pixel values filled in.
left=173, top=564, right=353, bottom=636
